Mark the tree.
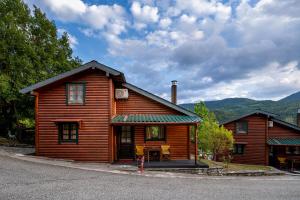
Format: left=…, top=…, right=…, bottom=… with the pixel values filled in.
left=0, top=0, right=81, bottom=136
left=195, top=102, right=234, bottom=160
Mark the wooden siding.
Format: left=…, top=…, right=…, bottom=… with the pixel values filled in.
left=134, top=125, right=189, bottom=160
left=269, top=122, right=300, bottom=138
left=224, top=115, right=267, bottom=165
left=116, top=89, right=180, bottom=115
left=37, top=70, right=110, bottom=162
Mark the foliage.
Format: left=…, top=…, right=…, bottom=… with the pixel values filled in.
left=0, top=0, right=81, bottom=135
left=195, top=102, right=234, bottom=160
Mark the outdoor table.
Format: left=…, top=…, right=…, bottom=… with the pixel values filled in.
left=144, top=147, right=161, bottom=163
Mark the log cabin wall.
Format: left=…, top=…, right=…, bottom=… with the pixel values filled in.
left=116, top=88, right=189, bottom=160
left=269, top=122, right=300, bottom=138
left=134, top=125, right=189, bottom=160
left=116, top=89, right=180, bottom=115
left=224, top=115, right=267, bottom=165
left=37, top=69, right=111, bottom=162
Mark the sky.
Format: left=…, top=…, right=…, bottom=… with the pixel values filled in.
left=24, top=0, right=300, bottom=103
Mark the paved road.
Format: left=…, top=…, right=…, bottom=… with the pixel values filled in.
left=0, top=155, right=300, bottom=200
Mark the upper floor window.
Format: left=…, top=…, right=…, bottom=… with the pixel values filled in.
left=66, top=83, right=85, bottom=105
left=236, top=121, right=248, bottom=134
left=145, top=126, right=165, bottom=141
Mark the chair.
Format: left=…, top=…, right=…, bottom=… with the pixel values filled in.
left=277, top=157, right=287, bottom=169
left=160, top=144, right=171, bottom=161
left=135, top=145, right=144, bottom=165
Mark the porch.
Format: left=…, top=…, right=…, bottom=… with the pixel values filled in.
left=268, top=138, right=300, bottom=171
left=115, top=159, right=208, bottom=168
left=111, top=114, right=201, bottom=166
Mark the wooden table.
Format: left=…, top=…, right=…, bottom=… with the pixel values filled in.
left=144, top=147, right=161, bottom=163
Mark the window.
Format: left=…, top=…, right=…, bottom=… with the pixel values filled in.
left=286, top=146, right=292, bottom=154
left=295, top=147, right=300, bottom=155
left=286, top=146, right=300, bottom=155
left=145, top=126, right=165, bottom=141
left=121, top=126, right=132, bottom=144
left=58, top=123, right=78, bottom=143
left=233, top=144, right=245, bottom=155
left=66, top=83, right=85, bottom=104
left=236, top=121, right=248, bottom=134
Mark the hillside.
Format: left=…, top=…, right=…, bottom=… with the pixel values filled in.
left=181, top=91, right=300, bottom=124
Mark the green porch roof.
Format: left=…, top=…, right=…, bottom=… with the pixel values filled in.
left=111, top=114, right=201, bottom=124
left=267, top=138, right=300, bottom=146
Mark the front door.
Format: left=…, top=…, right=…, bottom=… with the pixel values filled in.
left=117, top=126, right=134, bottom=160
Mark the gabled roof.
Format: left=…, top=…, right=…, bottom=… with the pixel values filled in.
left=220, top=109, right=300, bottom=133
left=123, top=83, right=198, bottom=117
left=272, top=118, right=300, bottom=132
left=111, top=114, right=201, bottom=124
left=20, top=60, right=200, bottom=118
left=20, top=60, right=125, bottom=94
left=220, top=110, right=278, bottom=125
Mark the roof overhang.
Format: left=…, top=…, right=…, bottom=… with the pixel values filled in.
left=220, top=110, right=278, bottom=125
left=20, top=60, right=125, bottom=94
left=111, top=114, right=201, bottom=125
left=267, top=138, right=300, bottom=146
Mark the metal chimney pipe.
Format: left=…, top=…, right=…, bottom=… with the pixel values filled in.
left=171, top=80, right=177, bottom=104
left=297, top=109, right=300, bottom=127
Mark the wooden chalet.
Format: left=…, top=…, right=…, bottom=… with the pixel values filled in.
left=221, top=110, right=300, bottom=169
left=20, top=61, right=201, bottom=166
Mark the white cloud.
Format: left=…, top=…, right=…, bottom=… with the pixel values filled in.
left=159, top=18, right=172, bottom=29
left=176, top=0, right=231, bottom=21
left=130, top=1, right=159, bottom=29
left=179, top=14, right=197, bottom=24
left=131, top=1, right=159, bottom=23
left=33, top=0, right=127, bottom=36
left=40, top=0, right=86, bottom=21
left=197, top=61, right=300, bottom=101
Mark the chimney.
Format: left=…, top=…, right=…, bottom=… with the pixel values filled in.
left=171, top=80, right=177, bottom=104
left=297, top=109, right=300, bottom=127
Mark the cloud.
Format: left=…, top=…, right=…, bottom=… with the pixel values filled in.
left=131, top=1, right=159, bottom=23
left=159, top=18, right=172, bottom=29
left=30, top=0, right=127, bottom=36
left=179, top=61, right=300, bottom=103
left=27, top=0, right=300, bottom=103
left=40, top=0, right=86, bottom=21
left=131, top=1, right=159, bottom=29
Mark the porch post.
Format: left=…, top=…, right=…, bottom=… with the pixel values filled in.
left=194, top=124, right=198, bottom=165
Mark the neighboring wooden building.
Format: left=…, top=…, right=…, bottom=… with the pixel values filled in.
left=20, top=61, right=200, bottom=163
left=221, top=110, right=300, bottom=167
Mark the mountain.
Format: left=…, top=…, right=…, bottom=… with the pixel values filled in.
left=180, top=91, right=300, bottom=124
left=279, top=91, right=300, bottom=102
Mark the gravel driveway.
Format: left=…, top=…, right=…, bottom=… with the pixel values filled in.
left=1, top=152, right=300, bottom=200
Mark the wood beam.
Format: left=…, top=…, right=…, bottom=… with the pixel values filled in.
left=32, top=92, right=39, bottom=155
left=195, top=124, right=199, bottom=165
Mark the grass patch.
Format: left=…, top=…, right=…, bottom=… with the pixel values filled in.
left=201, top=159, right=273, bottom=171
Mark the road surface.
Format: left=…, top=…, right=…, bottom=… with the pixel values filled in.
left=0, top=154, right=299, bottom=200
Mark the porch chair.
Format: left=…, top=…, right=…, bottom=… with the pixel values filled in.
left=160, top=144, right=171, bottom=161
left=135, top=145, right=144, bottom=165
left=277, top=157, right=287, bottom=170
